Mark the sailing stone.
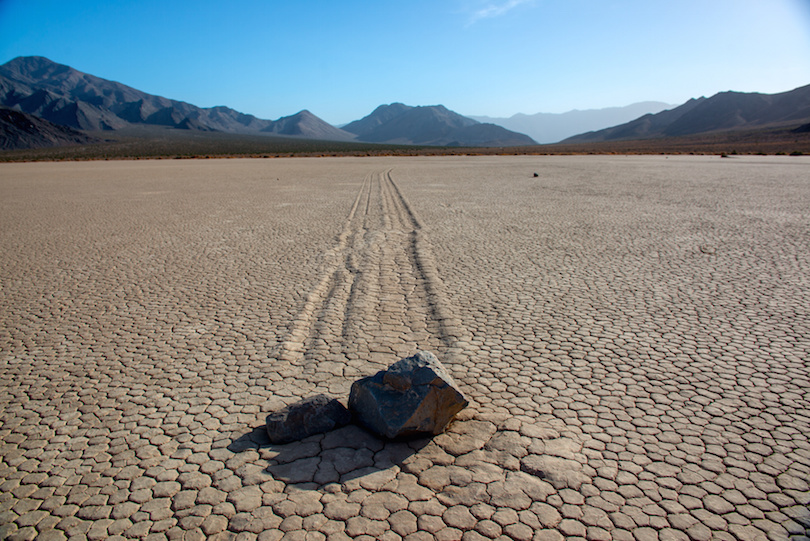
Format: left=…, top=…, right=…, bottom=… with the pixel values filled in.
left=349, top=351, right=468, bottom=440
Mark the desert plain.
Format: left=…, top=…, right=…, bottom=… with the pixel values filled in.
left=0, top=155, right=809, bottom=541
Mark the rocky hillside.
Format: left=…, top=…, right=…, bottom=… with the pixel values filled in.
left=566, top=84, right=810, bottom=142
left=0, top=107, right=99, bottom=150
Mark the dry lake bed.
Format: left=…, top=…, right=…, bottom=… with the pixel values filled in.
left=1, top=155, right=809, bottom=541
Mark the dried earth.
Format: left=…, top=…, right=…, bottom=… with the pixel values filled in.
left=1, top=155, right=808, bottom=541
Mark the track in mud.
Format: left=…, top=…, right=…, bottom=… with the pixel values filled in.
left=273, top=169, right=465, bottom=396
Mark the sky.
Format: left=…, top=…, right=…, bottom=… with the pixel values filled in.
left=1, top=0, right=809, bottom=125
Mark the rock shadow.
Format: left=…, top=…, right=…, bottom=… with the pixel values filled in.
left=229, top=425, right=272, bottom=451
left=227, top=422, right=429, bottom=490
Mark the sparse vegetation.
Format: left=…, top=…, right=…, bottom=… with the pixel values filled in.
left=2, top=122, right=810, bottom=162
left=0, top=130, right=445, bottom=162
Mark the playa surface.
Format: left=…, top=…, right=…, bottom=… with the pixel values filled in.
left=1, top=155, right=808, bottom=540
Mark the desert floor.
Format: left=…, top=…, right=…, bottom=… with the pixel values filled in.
left=1, top=155, right=808, bottom=541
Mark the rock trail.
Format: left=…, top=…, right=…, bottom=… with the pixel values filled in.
left=273, top=169, right=466, bottom=397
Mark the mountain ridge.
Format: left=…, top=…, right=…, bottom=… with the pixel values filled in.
left=0, top=56, right=353, bottom=139
left=565, top=85, right=810, bottom=142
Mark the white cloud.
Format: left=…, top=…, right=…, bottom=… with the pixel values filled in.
left=467, top=0, right=535, bottom=24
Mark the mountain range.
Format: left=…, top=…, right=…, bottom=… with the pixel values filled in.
left=565, top=84, right=810, bottom=143
left=0, top=56, right=356, bottom=139
left=1, top=55, right=809, bottom=153
left=0, top=56, right=534, bottom=147
left=470, top=102, right=672, bottom=144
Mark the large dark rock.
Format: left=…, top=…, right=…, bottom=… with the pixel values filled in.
left=349, top=351, right=468, bottom=440
left=266, top=394, right=351, bottom=444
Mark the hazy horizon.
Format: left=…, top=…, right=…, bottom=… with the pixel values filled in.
left=1, top=0, right=809, bottom=126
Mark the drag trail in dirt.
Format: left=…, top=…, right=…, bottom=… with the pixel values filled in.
left=274, top=168, right=466, bottom=397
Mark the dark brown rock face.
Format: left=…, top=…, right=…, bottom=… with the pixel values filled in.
left=348, top=351, right=468, bottom=440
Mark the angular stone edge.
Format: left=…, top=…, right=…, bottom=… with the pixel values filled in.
left=348, top=351, right=469, bottom=440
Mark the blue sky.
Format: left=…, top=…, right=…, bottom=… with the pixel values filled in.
left=1, top=0, right=809, bottom=125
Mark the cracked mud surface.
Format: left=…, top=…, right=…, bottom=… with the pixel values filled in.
left=1, top=155, right=809, bottom=540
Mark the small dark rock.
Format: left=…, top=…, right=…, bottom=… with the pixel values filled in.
left=266, top=394, right=351, bottom=444
left=349, top=351, right=468, bottom=440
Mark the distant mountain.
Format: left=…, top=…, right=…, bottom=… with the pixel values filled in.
left=344, top=103, right=536, bottom=146
left=565, top=84, right=810, bottom=143
left=471, top=102, right=672, bottom=144
left=0, top=56, right=353, bottom=140
left=342, top=103, right=412, bottom=136
left=0, top=106, right=99, bottom=150
left=261, top=110, right=354, bottom=141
